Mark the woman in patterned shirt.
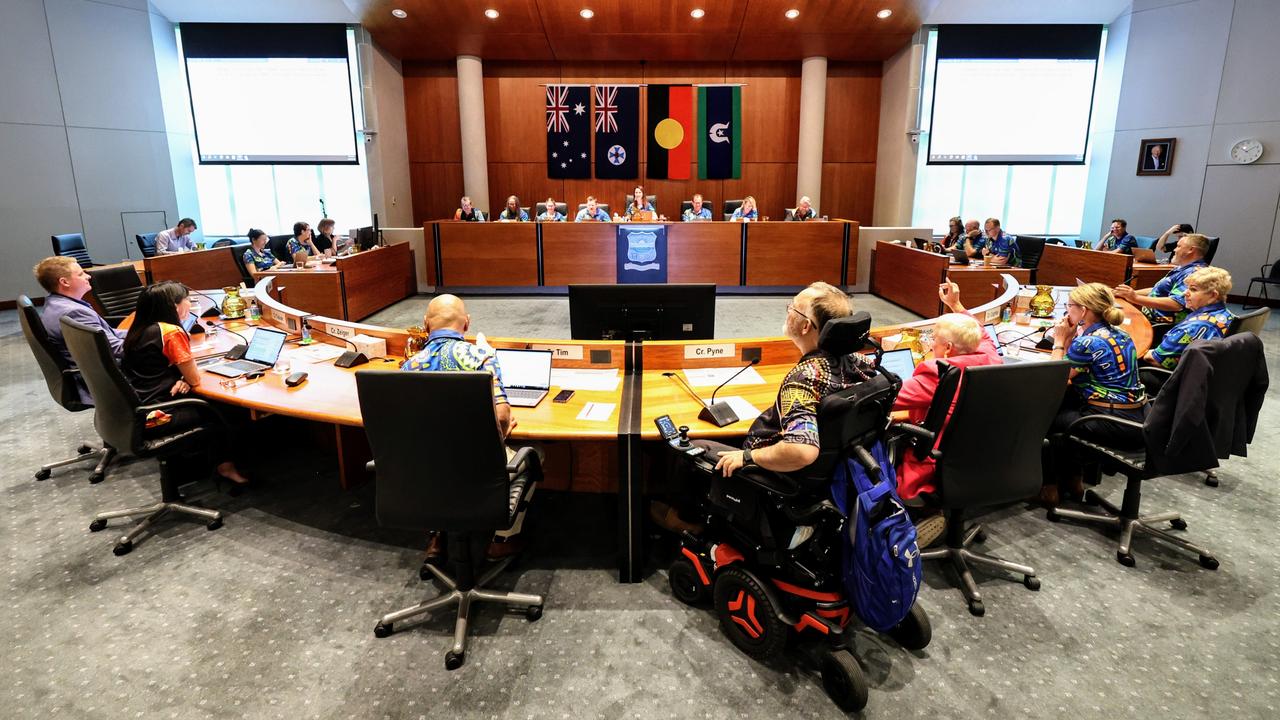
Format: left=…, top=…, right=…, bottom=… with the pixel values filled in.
left=242, top=229, right=280, bottom=272
left=1143, top=267, right=1235, bottom=370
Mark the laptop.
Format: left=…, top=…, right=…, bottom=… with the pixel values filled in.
left=1132, top=247, right=1157, bottom=263
left=495, top=348, right=553, bottom=407
left=878, top=347, right=917, bottom=379
left=205, top=327, right=288, bottom=378
left=950, top=247, right=969, bottom=265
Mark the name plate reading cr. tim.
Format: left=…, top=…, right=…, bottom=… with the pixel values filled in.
left=684, top=343, right=735, bottom=360
left=531, top=343, right=584, bottom=360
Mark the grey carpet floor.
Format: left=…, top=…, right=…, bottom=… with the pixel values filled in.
left=2, top=296, right=1278, bottom=719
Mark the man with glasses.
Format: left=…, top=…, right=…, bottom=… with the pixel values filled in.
left=1114, top=232, right=1211, bottom=323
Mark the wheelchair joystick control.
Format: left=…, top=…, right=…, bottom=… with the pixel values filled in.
left=678, top=426, right=691, bottom=448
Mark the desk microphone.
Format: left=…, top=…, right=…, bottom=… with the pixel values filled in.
left=701, top=357, right=761, bottom=427
left=301, top=319, right=369, bottom=368
left=207, top=322, right=248, bottom=360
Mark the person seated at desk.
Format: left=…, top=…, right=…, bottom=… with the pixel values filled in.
left=498, top=195, right=529, bottom=222
left=683, top=193, right=713, bottom=221
left=1113, top=232, right=1210, bottom=324
left=1143, top=267, right=1235, bottom=370
left=537, top=196, right=565, bottom=222
left=730, top=196, right=759, bottom=222
left=625, top=186, right=656, bottom=219
left=313, top=218, right=339, bottom=256
left=974, top=217, right=1019, bottom=266
left=575, top=196, right=610, bottom=222
left=1094, top=218, right=1137, bottom=254
left=122, top=281, right=250, bottom=491
left=242, top=229, right=281, bottom=272
left=34, top=256, right=125, bottom=403
left=940, top=216, right=964, bottom=249
left=1155, top=222, right=1194, bottom=259
left=155, top=218, right=198, bottom=255
left=286, top=221, right=319, bottom=260
left=401, top=294, right=527, bottom=563
left=454, top=196, right=486, bottom=222
left=1043, top=283, right=1147, bottom=506
left=789, top=196, right=817, bottom=221
left=892, top=281, right=1002, bottom=509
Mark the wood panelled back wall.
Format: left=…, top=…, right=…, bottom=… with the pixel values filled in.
left=404, top=61, right=880, bottom=225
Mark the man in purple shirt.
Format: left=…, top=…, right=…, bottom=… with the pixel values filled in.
left=33, top=256, right=125, bottom=404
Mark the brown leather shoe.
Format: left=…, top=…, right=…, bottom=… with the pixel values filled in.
left=1038, top=484, right=1060, bottom=508
left=422, top=532, right=445, bottom=567
left=486, top=536, right=526, bottom=560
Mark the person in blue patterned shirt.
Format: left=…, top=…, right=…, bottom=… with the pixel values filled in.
left=1144, top=267, right=1235, bottom=369
left=682, top=193, right=713, bottom=221
left=1114, top=233, right=1210, bottom=323
left=730, top=196, right=759, bottom=222
left=285, top=221, right=318, bottom=260
left=536, top=196, right=565, bottom=222
left=242, top=229, right=281, bottom=272
left=1094, top=218, right=1138, bottom=253
left=975, top=217, right=1019, bottom=266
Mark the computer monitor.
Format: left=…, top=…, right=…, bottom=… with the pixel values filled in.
left=568, top=283, right=716, bottom=341
left=354, top=226, right=377, bottom=251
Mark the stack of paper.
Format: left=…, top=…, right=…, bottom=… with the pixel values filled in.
left=682, top=366, right=766, bottom=387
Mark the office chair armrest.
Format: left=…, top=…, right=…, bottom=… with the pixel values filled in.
left=781, top=498, right=844, bottom=525
left=135, top=397, right=220, bottom=427
left=506, top=446, right=542, bottom=478
left=889, top=422, right=942, bottom=461
left=1064, top=413, right=1145, bottom=436
left=890, top=422, right=936, bottom=443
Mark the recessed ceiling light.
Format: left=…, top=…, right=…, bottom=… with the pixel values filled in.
left=785, top=9, right=800, bottom=20
left=484, top=8, right=499, bottom=19
left=691, top=8, right=705, bottom=18
left=877, top=9, right=893, bottom=19
left=391, top=8, right=407, bottom=19
left=580, top=8, right=594, bottom=19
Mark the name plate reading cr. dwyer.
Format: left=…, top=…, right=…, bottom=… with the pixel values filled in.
left=684, top=343, right=735, bottom=360
left=325, top=323, right=356, bottom=340
left=531, top=343, right=584, bottom=360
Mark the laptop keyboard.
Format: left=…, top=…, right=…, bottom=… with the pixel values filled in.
left=217, top=360, right=267, bottom=375
left=507, top=388, right=546, bottom=403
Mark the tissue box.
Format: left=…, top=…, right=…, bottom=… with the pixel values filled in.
left=350, top=334, right=386, bottom=360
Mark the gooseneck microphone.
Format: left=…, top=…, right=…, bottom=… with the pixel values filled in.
left=301, top=319, right=368, bottom=368
left=710, top=357, right=761, bottom=406
left=206, top=322, right=249, bottom=360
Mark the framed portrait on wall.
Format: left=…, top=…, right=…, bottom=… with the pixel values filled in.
left=1137, top=138, right=1175, bottom=176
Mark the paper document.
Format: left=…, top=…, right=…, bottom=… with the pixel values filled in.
left=719, top=396, right=763, bottom=422
left=550, top=368, right=621, bottom=392
left=292, top=344, right=346, bottom=363
left=682, top=366, right=766, bottom=387
left=576, top=402, right=616, bottom=422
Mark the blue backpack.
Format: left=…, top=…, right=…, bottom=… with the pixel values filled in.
left=829, top=441, right=922, bottom=632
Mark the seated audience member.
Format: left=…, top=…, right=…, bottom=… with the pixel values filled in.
left=893, top=281, right=1003, bottom=503
left=1143, top=266, right=1235, bottom=369
left=941, top=216, right=964, bottom=249
left=976, top=217, right=1019, bottom=266
left=33, top=256, right=125, bottom=403
left=537, top=197, right=565, bottom=222
left=1043, top=283, right=1146, bottom=505
left=401, top=294, right=526, bottom=562
left=1094, top=218, right=1137, bottom=254
left=1114, top=232, right=1210, bottom=324
left=790, top=196, right=817, bottom=221
left=498, top=195, right=529, bottom=222
left=625, top=186, right=656, bottom=218
left=575, top=196, right=610, bottom=222
left=286, top=221, right=318, bottom=259
left=121, top=281, right=250, bottom=490
left=312, top=218, right=338, bottom=255
left=454, top=196, right=486, bottom=222
left=730, top=195, right=759, bottom=222
left=1155, top=222, right=1194, bottom=257
left=683, top=193, right=713, bottom=221
left=155, top=218, right=198, bottom=255
left=242, top=229, right=281, bottom=272
left=962, top=220, right=983, bottom=254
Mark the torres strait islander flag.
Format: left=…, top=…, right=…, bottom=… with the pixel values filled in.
left=593, top=85, right=640, bottom=179
left=698, top=85, right=741, bottom=179
left=546, top=84, right=591, bottom=179
left=646, top=84, right=694, bottom=180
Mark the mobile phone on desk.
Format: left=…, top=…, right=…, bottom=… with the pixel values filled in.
left=553, top=389, right=575, bottom=403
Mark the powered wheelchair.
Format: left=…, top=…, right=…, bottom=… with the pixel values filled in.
left=656, top=313, right=932, bottom=712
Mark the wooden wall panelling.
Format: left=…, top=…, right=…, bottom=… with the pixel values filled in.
left=403, top=62, right=461, bottom=163
left=820, top=163, right=877, bottom=224
left=722, top=162, right=798, bottom=221
left=725, top=63, right=801, bottom=164
left=488, top=164, right=565, bottom=219
left=823, top=63, right=881, bottom=163
left=541, top=223, right=617, bottom=285
left=438, top=223, right=539, bottom=286
left=409, top=162, right=464, bottom=225
left=667, top=222, right=743, bottom=285
left=484, top=62, right=561, bottom=164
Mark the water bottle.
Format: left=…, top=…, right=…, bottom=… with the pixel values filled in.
left=247, top=300, right=261, bottom=323
left=300, top=320, right=313, bottom=345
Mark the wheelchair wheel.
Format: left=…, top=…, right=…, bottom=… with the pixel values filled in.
left=712, top=566, right=786, bottom=661
left=668, top=558, right=710, bottom=606
left=886, top=602, right=932, bottom=650
left=820, top=649, right=868, bottom=712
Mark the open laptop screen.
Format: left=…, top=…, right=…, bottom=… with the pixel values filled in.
left=244, top=327, right=287, bottom=365
left=879, top=348, right=917, bottom=379
left=494, top=349, right=552, bottom=389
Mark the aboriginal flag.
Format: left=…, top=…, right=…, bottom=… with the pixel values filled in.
left=698, top=85, right=741, bottom=179
left=646, top=85, right=693, bottom=180
left=546, top=84, right=591, bottom=179
left=594, top=85, right=640, bottom=179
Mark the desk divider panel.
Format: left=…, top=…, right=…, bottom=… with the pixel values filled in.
left=870, top=241, right=949, bottom=318
left=1036, top=244, right=1132, bottom=288
left=144, top=246, right=244, bottom=289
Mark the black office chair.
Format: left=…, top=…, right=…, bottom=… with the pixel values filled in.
left=61, top=317, right=225, bottom=556
left=1134, top=236, right=1157, bottom=250
left=535, top=202, right=568, bottom=218
left=576, top=203, right=610, bottom=217
left=268, top=235, right=293, bottom=262
left=356, top=370, right=543, bottom=670
left=52, top=233, right=94, bottom=268
left=1228, top=307, right=1270, bottom=337
left=895, top=361, right=1070, bottom=616
left=17, top=296, right=116, bottom=484
left=1016, top=235, right=1048, bottom=270
left=1244, top=260, right=1280, bottom=309
left=723, top=199, right=744, bottom=221
left=87, top=265, right=145, bottom=328
left=1203, top=236, right=1220, bottom=264
left=211, top=238, right=234, bottom=248
left=231, top=243, right=255, bottom=284
left=135, top=232, right=158, bottom=258
left=1047, top=334, right=1265, bottom=568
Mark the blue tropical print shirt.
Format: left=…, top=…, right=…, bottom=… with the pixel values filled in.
left=985, top=230, right=1019, bottom=264
left=1095, top=232, right=1136, bottom=252
left=1149, top=302, right=1234, bottom=369
left=243, top=246, right=276, bottom=270
left=1065, top=322, right=1145, bottom=404
left=730, top=207, right=758, bottom=221
left=683, top=206, right=713, bottom=221
left=1142, top=260, right=1207, bottom=324
left=286, top=238, right=312, bottom=258
left=401, top=329, right=507, bottom=404
left=575, top=208, right=611, bottom=222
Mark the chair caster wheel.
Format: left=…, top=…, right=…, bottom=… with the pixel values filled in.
left=113, top=541, right=132, bottom=556
left=373, top=622, right=393, bottom=638
left=35, top=468, right=52, bottom=481
left=1045, top=509, right=1060, bottom=523
left=1203, top=471, right=1219, bottom=488
left=1023, top=575, right=1041, bottom=591
left=968, top=600, right=985, bottom=617
left=89, top=518, right=107, bottom=532
left=77, top=444, right=94, bottom=454
left=206, top=518, right=223, bottom=531
left=525, top=605, right=543, bottom=622
left=1169, top=518, right=1187, bottom=531
left=1199, top=555, right=1219, bottom=570
left=1116, top=552, right=1135, bottom=567
left=972, top=529, right=988, bottom=544
left=89, top=472, right=104, bottom=485
left=445, top=651, right=465, bottom=671
left=1082, top=490, right=1100, bottom=506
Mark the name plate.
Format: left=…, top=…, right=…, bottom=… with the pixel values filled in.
left=268, top=307, right=286, bottom=325
left=325, top=323, right=356, bottom=340
left=532, top=343, right=584, bottom=360
left=684, top=343, right=735, bottom=359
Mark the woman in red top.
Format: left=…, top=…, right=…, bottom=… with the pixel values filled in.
left=122, top=282, right=250, bottom=489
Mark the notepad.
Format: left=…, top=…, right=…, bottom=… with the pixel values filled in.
left=682, top=366, right=766, bottom=387
left=576, top=402, right=616, bottom=422
left=550, top=368, right=621, bottom=392
left=719, top=396, right=762, bottom=422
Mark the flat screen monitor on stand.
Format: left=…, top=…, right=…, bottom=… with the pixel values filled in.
left=568, top=283, right=716, bottom=341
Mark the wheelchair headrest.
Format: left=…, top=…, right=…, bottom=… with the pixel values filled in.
left=817, top=312, right=871, bottom=356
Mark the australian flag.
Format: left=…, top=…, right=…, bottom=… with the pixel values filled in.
left=593, top=85, right=639, bottom=179
left=547, top=84, right=590, bottom=179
